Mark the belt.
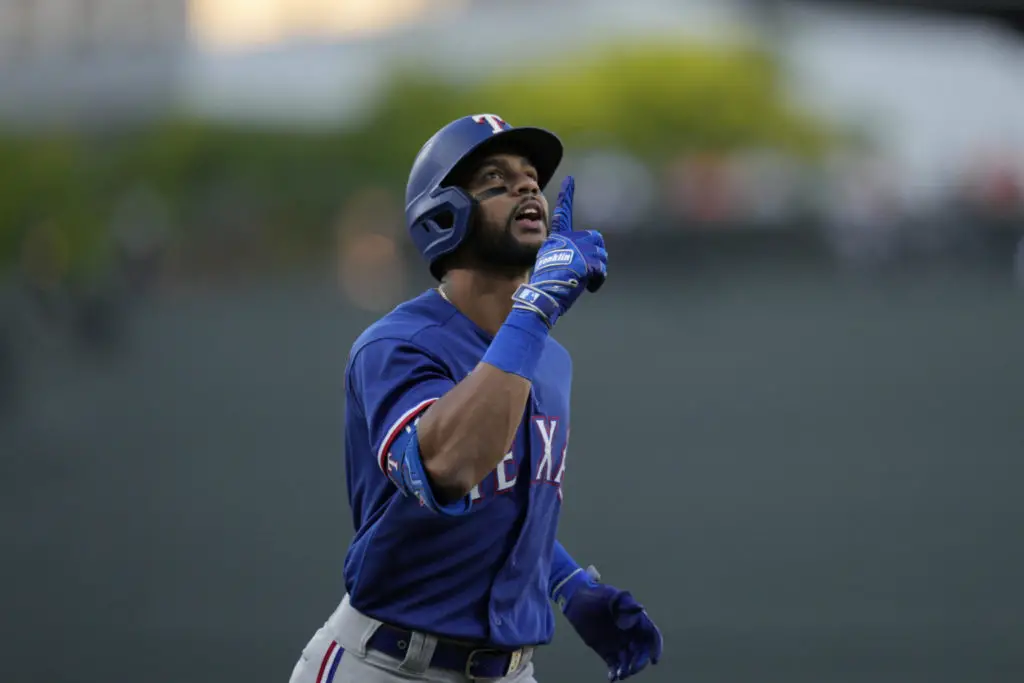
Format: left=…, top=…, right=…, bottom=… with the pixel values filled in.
left=366, top=623, right=531, bottom=680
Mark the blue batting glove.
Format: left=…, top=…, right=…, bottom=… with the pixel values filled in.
left=554, top=567, right=663, bottom=681
left=510, top=176, right=608, bottom=327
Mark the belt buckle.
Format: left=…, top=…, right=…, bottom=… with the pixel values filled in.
left=464, top=647, right=524, bottom=680
left=506, top=648, right=524, bottom=676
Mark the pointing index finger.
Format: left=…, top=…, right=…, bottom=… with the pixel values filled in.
left=550, top=175, right=575, bottom=234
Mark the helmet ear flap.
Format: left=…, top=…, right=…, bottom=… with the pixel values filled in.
left=406, top=186, right=475, bottom=274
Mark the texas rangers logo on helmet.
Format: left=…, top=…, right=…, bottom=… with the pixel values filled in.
left=472, top=114, right=508, bottom=134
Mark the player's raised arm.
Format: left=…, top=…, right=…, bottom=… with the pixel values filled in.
left=415, top=176, right=606, bottom=503
left=413, top=362, right=529, bottom=503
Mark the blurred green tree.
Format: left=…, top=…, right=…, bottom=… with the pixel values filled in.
left=0, top=41, right=837, bottom=277
left=352, top=41, right=835, bottom=180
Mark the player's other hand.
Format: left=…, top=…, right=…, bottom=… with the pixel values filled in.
left=557, top=569, right=663, bottom=681
left=510, top=176, right=608, bottom=327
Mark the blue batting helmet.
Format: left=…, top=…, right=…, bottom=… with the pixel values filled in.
left=405, top=113, right=563, bottom=279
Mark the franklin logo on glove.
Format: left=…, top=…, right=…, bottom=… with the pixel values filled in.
left=535, top=249, right=575, bottom=271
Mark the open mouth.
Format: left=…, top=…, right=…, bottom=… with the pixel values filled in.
left=513, top=203, right=545, bottom=231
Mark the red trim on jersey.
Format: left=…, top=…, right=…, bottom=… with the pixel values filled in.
left=376, top=398, right=438, bottom=474
left=316, top=641, right=338, bottom=683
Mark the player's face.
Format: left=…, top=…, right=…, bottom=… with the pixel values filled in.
left=462, top=153, right=550, bottom=271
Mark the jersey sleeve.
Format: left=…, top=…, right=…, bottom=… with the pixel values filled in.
left=349, top=338, right=456, bottom=477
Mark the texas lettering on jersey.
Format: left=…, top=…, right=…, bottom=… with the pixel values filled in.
left=470, top=416, right=570, bottom=503
left=386, top=414, right=570, bottom=505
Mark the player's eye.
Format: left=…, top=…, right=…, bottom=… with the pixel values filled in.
left=483, top=170, right=503, bottom=182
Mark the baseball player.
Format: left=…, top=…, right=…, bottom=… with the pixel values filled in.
left=289, top=114, right=663, bottom=683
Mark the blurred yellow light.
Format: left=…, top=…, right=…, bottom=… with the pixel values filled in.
left=188, top=0, right=459, bottom=49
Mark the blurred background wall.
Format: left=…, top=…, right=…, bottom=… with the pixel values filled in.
left=2, top=1, right=1023, bottom=682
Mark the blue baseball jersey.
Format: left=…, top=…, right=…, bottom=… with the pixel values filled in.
left=342, top=289, right=572, bottom=648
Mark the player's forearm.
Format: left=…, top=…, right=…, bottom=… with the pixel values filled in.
left=416, top=361, right=532, bottom=501
left=418, top=305, right=551, bottom=501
